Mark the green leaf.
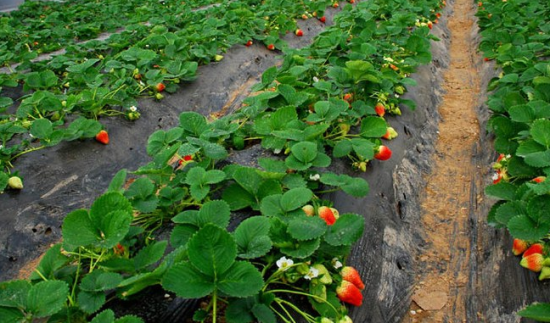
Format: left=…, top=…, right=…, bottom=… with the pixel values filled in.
left=62, top=209, right=98, bottom=250
left=0, top=280, right=30, bottom=308
left=324, top=213, right=365, bottom=246
left=281, top=238, right=320, bottom=258
left=170, top=224, right=198, bottom=248
left=494, top=201, right=525, bottom=225
left=217, top=261, right=264, bottom=297
left=222, top=184, right=256, bottom=211
left=204, top=170, right=226, bottom=184
left=197, top=200, right=231, bottom=228
left=528, top=195, right=550, bottom=224
left=190, top=185, right=210, bottom=201
left=0, top=307, right=24, bottom=323
left=260, top=194, right=284, bottom=217
left=91, top=310, right=115, bottom=323
left=485, top=182, right=517, bottom=200
left=185, top=167, right=206, bottom=185
left=125, top=178, right=155, bottom=199
left=116, top=315, right=145, bottom=323
left=500, top=73, right=519, bottom=83
left=531, top=119, right=550, bottom=147
left=78, top=290, right=105, bottom=314
left=97, top=210, right=133, bottom=249
left=252, top=303, right=277, bottom=323
left=27, top=280, right=68, bottom=317
left=351, top=138, right=375, bottom=160
left=203, top=142, right=228, bottom=160
left=0, top=172, right=9, bottom=192
left=29, top=244, right=68, bottom=280
left=259, top=158, right=287, bottom=173
left=133, top=241, right=168, bottom=271
left=179, top=112, right=207, bottom=136
left=508, top=105, right=535, bottom=123
left=262, top=66, right=278, bottom=87
left=108, top=170, right=128, bottom=193
left=333, top=140, right=352, bottom=158
left=342, top=177, right=370, bottom=197
left=360, top=117, right=387, bottom=137
left=290, top=142, right=318, bottom=163
left=234, top=217, right=272, bottom=259
left=90, top=192, right=133, bottom=225
left=187, top=224, right=236, bottom=276
left=517, top=140, right=550, bottom=167
left=280, top=188, right=313, bottom=212
left=507, top=215, right=550, bottom=241
left=518, top=303, right=550, bottom=322
left=80, top=271, right=123, bottom=292
left=225, top=298, right=255, bottom=323
left=233, top=167, right=262, bottom=195
left=30, top=118, right=53, bottom=139
left=162, top=262, right=214, bottom=298
left=288, top=216, right=327, bottom=241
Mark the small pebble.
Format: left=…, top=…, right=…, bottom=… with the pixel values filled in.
left=164, top=294, right=171, bottom=298
left=410, top=310, right=417, bottom=315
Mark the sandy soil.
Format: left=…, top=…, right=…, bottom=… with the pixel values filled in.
left=403, top=0, right=484, bottom=321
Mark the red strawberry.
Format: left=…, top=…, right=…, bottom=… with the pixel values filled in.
left=427, top=21, right=433, bottom=29
left=496, top=153, right=505, bottom=162
left=484, top=57, right=490, bottom=62
left=332, top=2, right=339, bottom=8
left=523, top=243, right=544, bottom=258
left=319, top=16, right=326, bottom=23
left=245, top=40, right=253, bottom=47
left=349, top=0, right=355, bottom=3
left=318, top=206, right=336, bottom=225
left=520, top=253, right=546, bottom=272
left=375, top=103, right=385, bottom=116
left=336, top=280, right=363, bottom=306
left=179, top=155, right=193, bottom=165
left=375, top=145, right=392, bottom=161
left=343, top=93, right=353, bottom=102
left=533, top=176, right=546, bottom=183
left=267, top=44, right=275, bottom=51
left=341, top=266, right=365, bottom=290
left=512, top=238, right=529, bottom=256
left=295, top=29, right=304, bottom=37
left=95, top=130, right=109, bottom=145
left=156, top=83, right=166, bottom=92
left=436, top=12, right=441, bottom=18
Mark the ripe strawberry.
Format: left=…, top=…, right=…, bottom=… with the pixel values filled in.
left=520, top=253, right=548, bottom=272
left=295, top=29, right=304, bottom=37
left=341, top=266, right=365, bottom=290
left=332, top=2, right=339, bottom=8
left=343, top=93, right=353, bottom=102
left=179, top=155, right=193, bottom=165
left=336, top=280, right=363, bottom=306
left=484, top=57, right=490, bottom=62
left=427, top=21, right=433, bottom=29
left=436, top=12, right=442, bottom=18
left=245, top=40, right=253, bottom=47
left=267, top=44, right=275, bottom=51
left=319, top=16, right=326, bottom=23
left=318, top=206, right=336, bottom=225
left=349, top=0, right=355, bottom=3
left=375, top=145, right=392, bottom=161
left=512, top=238, right=529, bottom=256
left=8, top=176, right=23, bottom=190
left=95, top=130, right=109, bottom=145
left=375, top=103, right=385, bottom=116
left=523, top=243, right=544, bottom=258
left=533, top=176, right=546, bottom=183
left=156, top=83, right=166, bottom=92
left=302, top=204, right=315, bottom=216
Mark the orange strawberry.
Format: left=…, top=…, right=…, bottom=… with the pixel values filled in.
left=523, top=243, right=544, bottom=258
left=336, top=280, right=363, bottom=306
left=95, top=130, right=109, bottom=145
left=520, top=253, right=550, bottom=272
left=341, top=266, right=364, bottom=290
left=375, top=103, right=385, bottom=117
left=512, top=238, right=529, bottom=256
left=533, top=176, right=546, bottom=183
left=318, top=206, right=336, bottom=225
left=267, top=44, right=275, bottom=51
left=155, top=83, right=166, bottom=92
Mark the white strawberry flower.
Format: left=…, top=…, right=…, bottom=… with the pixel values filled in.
left=129, top=105, right=138, bottom=112
left=332, top=257, right=343, bottom=269
left=309, top=174, right=321, bottom=181
left=276, top=257, right=294, bottom=271
left=304, top=266, right=319, bottom=280
left=492, top=173, right=500, bottom=181
left=273, top=148, right=282, bottom=154
left=313, top=76, right=319, bottom=83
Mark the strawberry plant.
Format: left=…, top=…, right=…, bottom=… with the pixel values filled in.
left=477, top=0, right=550, bottom=320
left=0, top=0, right=447, bottom=321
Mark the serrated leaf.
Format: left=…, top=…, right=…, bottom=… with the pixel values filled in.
left=204, top=170, right=226, bottom=184
left=62, top=209, right=98, bottom=250
left=518, top=303, right=550, bottom=322
left=27, top=280, right=68, bottom=317
left=225, top=298, right=255, bottom=323
left=162, top=262, right=214, bottom=298
left=180, top=112, right=207, bottom=136
left=78, top=290, right=105, bottom=314
left=252, top=303, right=277, bottom=323
left=281, top=238, right=320, bottom=258
left=170, top=224, right=198, bottom=248
left=290, top=142, right=318, bottom=163
left=280, top=188, right=313, bottom=212
left=234, top=217, right=272, bottom=259
left=531, top=119, right=550, bottom=147
left=527, top=195, right=550, bottom=224
left=333, top=140, right=352, bottom=158
left=233, top=167, right=262, bottom=195
left=217, top=261, right=264, bottom=297
left=517, top=140, right=550, bottom=167
left=90, top=192, right=133, bottom=225
left=197, top=200, right=231, bottom=228
left=29, top=244, right=68, bottom=280
left=133, top=241, right=168, bottom=271
left=80, top=271, right=123, bottom=292
left=288, top=216, right=327, bottom=241
left=260, top=194, right=284, bottom=217
left=0, top=307, right=24, bottom=323
left=324, top=213, right=365, bottom=246
left=91, top=309, right=116, bottom=323
left=222, top=183, right=256, bottom=211
left=360, top=117, right=387, bottom=137
left=108, top=170, right=128, bottom=193
left=190, top=185, right=210, bottom=201
left=0, top=280, right=30, bottom=308
left=494, top=201, right=525, bottom=225
left=507, top=215, right=550, bottom=241
left=187, top=224, right=236, bottom=276
left=485, top=182, right=517, bottom=200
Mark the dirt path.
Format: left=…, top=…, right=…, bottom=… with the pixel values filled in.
left=404, top=0, right=483, bottom=321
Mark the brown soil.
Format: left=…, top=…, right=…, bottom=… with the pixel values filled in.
left=404, top=0, right=483, bottom=322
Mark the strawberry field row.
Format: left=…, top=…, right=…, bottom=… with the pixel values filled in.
left=477, top=0, right=550, bottom=320
left=0, top=0, right=336, bottom=192
left=0, top=0, right=443, bottom=322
